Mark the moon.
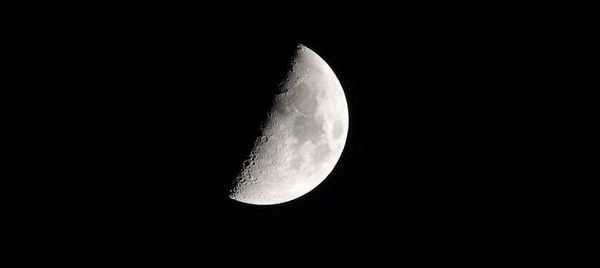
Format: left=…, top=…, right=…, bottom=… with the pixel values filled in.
left=229, top=44, right=349, bottom=205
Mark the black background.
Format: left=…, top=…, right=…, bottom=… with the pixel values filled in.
left=10, top=6, right=571, bottom=260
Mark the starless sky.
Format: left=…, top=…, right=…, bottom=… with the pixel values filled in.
left=21, top=10, right=555, bottom=258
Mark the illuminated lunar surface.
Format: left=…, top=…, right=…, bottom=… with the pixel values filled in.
left=228, top=44, right=349, bottom=205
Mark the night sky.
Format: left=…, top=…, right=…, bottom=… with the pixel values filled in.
left=16, top=8, right=562, bottom=260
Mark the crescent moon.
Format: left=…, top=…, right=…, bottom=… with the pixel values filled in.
left=229, top=44, right=349, bottom=205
